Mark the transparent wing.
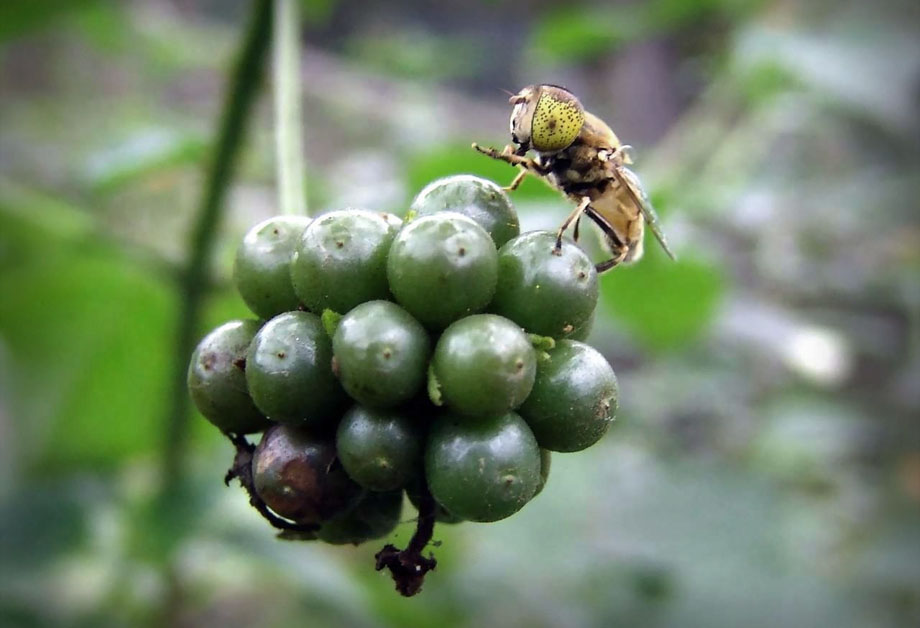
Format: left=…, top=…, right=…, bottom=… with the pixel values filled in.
left=616, top=166, right=676, bottom=261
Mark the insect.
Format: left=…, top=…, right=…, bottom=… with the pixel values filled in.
left=472, top=84, right=675, bottom=272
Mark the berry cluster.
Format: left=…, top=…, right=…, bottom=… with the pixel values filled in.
left=187, top=174, right=618, bottom=594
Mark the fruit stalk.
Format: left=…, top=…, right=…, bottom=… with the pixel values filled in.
left=273, top=0, right=307, bottom=216
left=162, top=0, right=273, bottom=487
left=375, top=480, right=438, bottom=596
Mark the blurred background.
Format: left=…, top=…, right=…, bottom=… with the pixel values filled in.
left=1, top=0, right=918, bottom=626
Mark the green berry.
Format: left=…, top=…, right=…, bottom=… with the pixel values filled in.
left=246, top=311, right=347, bottom=429
left=518, top=340, right=618, bottom=452
left=316, top=489, right=403, bottom=545
left=332, top=301, right=431, bottom=408
left=491, top=231, right=598, bottom=338
left=534, top=449, right=551, bottom=497
left=336, top=404, right=422, bottom=491
left=431, top=314, right=536, bottom=418
left=187, top=319, right=270, bottom=434
left=378, top=211, right=404, bottom=233
left=410, top=175, right=519, bottom=248
left=425, top=412, right=541, bottom=522
left=252, top=424, right=363, bottom=524
left=568, top=308, right=595, bottom=341
left=387, top=212, right=498, bottom=329
left=233, top=216, right=310, bottom=319
left=290, top=209, right=395, bottom=313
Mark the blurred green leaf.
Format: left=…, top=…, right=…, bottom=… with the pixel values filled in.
left=299, top=0, right=338, bottom=26
left=0, top=0, right=96, bottom=42
left=0, top=183, right=95, bottom=269
left=69, top=0, right=128, bottom=51
left=735, top=60, right=798, bottom=105
left=530, top=0, right=761, bottom=65
left=600, top=246, right=724, bottom=350
left=85, top=128, right=207, bottom=195
left=345, top=30, right=484, bottom=81
left=0, top=254, right=175, bottom=471
left=529, top=6, right=638, bottom=65
left=647, top=0, right=760, bottom=29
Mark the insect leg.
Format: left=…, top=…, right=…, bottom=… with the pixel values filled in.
left=594, top=256, right=624, bottom=274
left=554, top=196, right=591, bottom=254
left=585, top=206, right=627, bottom=273
left=472, top=143, right=549, bottom=175
left=573, top=213, right=581, bottom=243
left=472, top=143, right=526, bottom=165
left=505, top=169, right=528, bottom=192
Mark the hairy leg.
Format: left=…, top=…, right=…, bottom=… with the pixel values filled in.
left=594, top=254, right=625, bottom=273
left=584, top=206, right=628, bottom=273
left=505, top=169, right=528, bottom=192
left=472, top=143, right=548, bottom=175
left=554, top=196, right=591, bottom=254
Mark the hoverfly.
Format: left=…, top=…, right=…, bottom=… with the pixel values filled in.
left=473, top=84, right=675, bottom=272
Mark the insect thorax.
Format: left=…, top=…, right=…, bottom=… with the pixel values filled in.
left=537, top=140, right=615, bottom=200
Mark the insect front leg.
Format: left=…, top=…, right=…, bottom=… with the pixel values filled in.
left=472, top=143, right=549, bottom=175
left=554, top=196, right=592, bottom=255
left=472, top=143, right=524, bottom=165
left=505, top=169, right=528, bottom=192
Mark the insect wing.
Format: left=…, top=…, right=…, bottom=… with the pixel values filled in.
left=616, top=166, right=676, bottom=261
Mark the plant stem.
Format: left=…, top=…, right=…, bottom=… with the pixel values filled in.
left=273, top=0, right=307, bottom=216
left=161, top=0, right=272, bottom=488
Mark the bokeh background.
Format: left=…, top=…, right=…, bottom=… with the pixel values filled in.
left=1, top=0, right=919, bottom=626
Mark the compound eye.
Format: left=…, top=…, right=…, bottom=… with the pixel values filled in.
left=531, top=93, right=584, bottom=152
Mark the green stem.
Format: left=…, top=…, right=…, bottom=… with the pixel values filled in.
left=161, top=0, right=272, bottom=487
left=273, top=0, right=307, bottom=216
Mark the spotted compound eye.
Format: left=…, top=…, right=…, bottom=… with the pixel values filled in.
left=530, top=90, right=585, bottom=152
